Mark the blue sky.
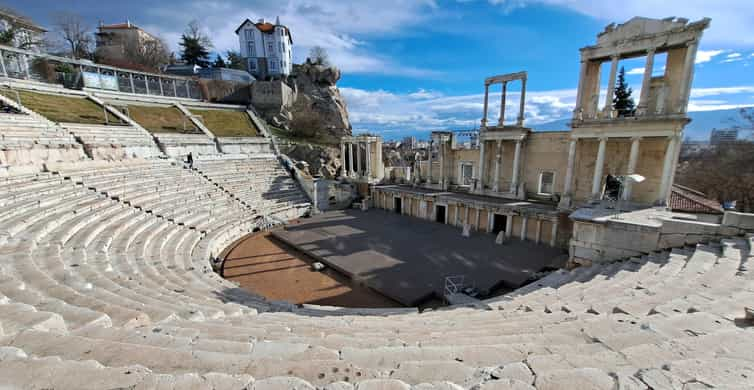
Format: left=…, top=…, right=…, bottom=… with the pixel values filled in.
left=14, top=0, right=754, bottom=139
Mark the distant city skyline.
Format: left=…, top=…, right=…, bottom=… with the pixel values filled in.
left=14, top=0, right=754, bottom=138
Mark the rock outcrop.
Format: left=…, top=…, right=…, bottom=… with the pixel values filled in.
left=287, top=61, right=352, bottom=143
left=280, top=142, right=342, bottom=179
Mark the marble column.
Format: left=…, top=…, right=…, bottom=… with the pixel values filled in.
left=510, top=140, right=522, bottom=193
left=0, top=51, right=7, bottom=77
left=356, top=142, right=362, bottom=177
left=637, top=49, right=656, bottom=116
left=535, top=219, right=543, bottom=244
left=340, top=142, right=346, bottom=178
left=561, top=139, right=577, bottom=201
left=505, top=215, right=513, bottom=238
left=623, top=137, right=641, bottom=201
left=657, top=135, right=679, bottom=205
left=427, top=140, right=433, bottom=185
left=549, top=222, right=558, bottom=247
left=439, top=141, right=445, bottom=189
left=493, top=140, right=502, bottom=192
left=477, top=139, right=485, bottom=192
left=481, top=83, right=490, bottom=127
left=591, top=137, right=608, bottom=200
left=573, top=60, right=587, bottom=116
left=603, top=55, right=619, bottom=117
left=365, top=141, right=372, bottom=179
left=517, top=78, right=527, bottom=126
left=475, top=208, right=481, bottom=231
left=520, top=216, right=528, bottom=241
left=679, top=40, right=699, bottom=113
left=349, top=143, right=355, bottom=177
left=498, top=82, right=507, bottom=126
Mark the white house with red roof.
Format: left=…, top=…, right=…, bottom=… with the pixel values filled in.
left=235, top=17, right=293, bottom=79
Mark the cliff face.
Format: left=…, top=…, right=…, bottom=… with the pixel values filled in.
left=287, top=62, right=352, bottom=143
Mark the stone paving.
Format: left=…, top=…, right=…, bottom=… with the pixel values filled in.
left=274, top=209, right=566, bottom=306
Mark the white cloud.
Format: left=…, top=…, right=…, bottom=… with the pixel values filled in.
left=696, top=50, right=726, bottom=64
left=342, top=83, right=754, bottom=138
left=487, top=0, right=754, bottom=47
left=144, top=0, right=442, bottom=77
left=626, top=67, right=645, bottom=75
left=721, top=52, right=745, bottom=63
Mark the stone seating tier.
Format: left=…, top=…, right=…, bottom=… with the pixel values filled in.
left=0, top=162, right=752, bottom=389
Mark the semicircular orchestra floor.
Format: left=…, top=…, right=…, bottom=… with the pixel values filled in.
left=221, top=231, right=402, bottom=308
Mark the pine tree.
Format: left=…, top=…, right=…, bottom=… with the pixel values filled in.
left=225, top=51, right=245, bottom=70
left=212, top=54, right=226, bottom=68
left=613, top=66, right=635, bottom=117
left=179, top=20, right=212, bottom=67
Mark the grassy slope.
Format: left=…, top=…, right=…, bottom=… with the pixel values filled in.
left=0, top=88, right=125, bottom=125
left=125, top=104, right=198, bottom=133
left=190, top=109, right=259, bottom=137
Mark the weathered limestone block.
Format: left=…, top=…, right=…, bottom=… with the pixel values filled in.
left=533, top=368, right=616, bottom=390
left=475, top=378, right=536, bottom=390
left=723, top=211, right=754, bottom=231
left=323, top=381, right=355, bottom=390
left=252, top=376, right=315, bottom=390
left=355, top=379, right=411, bottom=390
left=391, top=361, right=477, bottom=385
left=490, top=362, right=534, bottom=385
left=412, top=381, right=465, bottom=390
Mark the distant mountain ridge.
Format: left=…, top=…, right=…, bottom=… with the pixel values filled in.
left=530, top=107, right=754, bottom=141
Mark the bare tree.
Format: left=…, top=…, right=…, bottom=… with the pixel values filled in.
left=98, top=36, right=170, bottom=72
left=308, top=46, right=330, bottom=66
left=52, top=12, right=93, bottom=59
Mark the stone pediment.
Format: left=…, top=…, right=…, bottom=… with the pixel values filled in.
left=597, top=17, right=693, bottom=45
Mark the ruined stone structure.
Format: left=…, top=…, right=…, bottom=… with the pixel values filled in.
left=3, top=15, right=754, bottom=390
left=340, top=134, right=384, bottom=183
left=375, top=17, right=712, bottom=263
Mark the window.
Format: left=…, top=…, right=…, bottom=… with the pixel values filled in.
left=248, top=59, right=256, bottom=70
left=269, top=59, right=277, bottom=71
left=248, top=42, right=256, bottom=57
left=267, top=41, right=274, bottom=54
left=538, top=171, right=555, bottom=195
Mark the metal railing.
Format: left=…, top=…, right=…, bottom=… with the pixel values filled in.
left=0, top=44, right=203, bottom=99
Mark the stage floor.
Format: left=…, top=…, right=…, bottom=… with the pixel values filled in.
left=273, top=209, right=567, bottom=306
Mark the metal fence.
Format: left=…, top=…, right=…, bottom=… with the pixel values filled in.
left=0, top=44, right=203, bottom=100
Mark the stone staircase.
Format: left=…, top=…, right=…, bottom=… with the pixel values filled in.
left=0, top=164, right=752, bottom=389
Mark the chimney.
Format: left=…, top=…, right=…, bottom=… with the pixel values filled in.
left=258, top=18, right=265, bottom=24
left=275, top=16, right=281, bottom=25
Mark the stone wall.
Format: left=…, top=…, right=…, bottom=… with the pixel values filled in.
left=570, top=210, right=754, bottom=265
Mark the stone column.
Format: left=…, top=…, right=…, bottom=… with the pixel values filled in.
left=623, top=137, right=641, bottom=201
left=549, top=222, right=558, bottom=247
left=172, top=79, right=178, bottom=96
left=365, top=140, right=372, bottom=179
left=636, top=49, right=656, bottom=116
left=356, top=142, right=362, bottom=177
left=477, top=139, right=485, bottom=192
left=340, top=142, right=346, bottom=178
left=517, top=78, right=527, bottom=126
left=0, top=50, right=7, bottom=77
left=535, top=219, right=543, bottom=244
left=603, top=55, right=619, bottom=116
left=376, top=139, right=384, bottom=180
left=573, top=60, right=587, bottom=116
left=481, top=83, right=490, bottom=127
left=349, top=143, right=355, bottom=177
left=493, top=140, right=502, bottom=192
left=520, top=216, right=528, bottom=241
left=427, top=140, right=433, bottom=184
left=561, top=139, right=577, bottom=200
left=505, top=215, right=513, bottom=238
left=510, top=140, right=522, bottom=193
left=657, top=135, right=679, bottom=206
left=22, top=54, right=31, bottom=79
left=498, top=82, right=507, bottom=126
left=591, top=137, right=608, bottom=200
left=129, top=74, right=136, bottom=94
left=679, top=40, right=699, bottom=113
left=439, top=140, right=445, bottom=189
left=454, top=205, right=459, bottom=226
left=475, top=208, right=481, bottom=230
left=464, top=206, right=470, bottom=225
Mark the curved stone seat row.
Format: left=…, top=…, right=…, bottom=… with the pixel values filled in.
left=0, top=163, right=752, bottom=389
